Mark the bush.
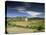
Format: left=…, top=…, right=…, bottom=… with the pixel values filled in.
left=26, top=25, right=29, bottom=28
left=7, top=23, right=11, bottom=26
left=37, top=25, right=45, bottom=31
left=12, top=24, right=16, bottom=27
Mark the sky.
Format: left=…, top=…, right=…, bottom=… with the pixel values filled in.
left=6, top=1, right=45, bottom=18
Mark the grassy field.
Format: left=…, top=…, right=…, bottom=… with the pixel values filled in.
left=6, top=18, right=45, bottom=34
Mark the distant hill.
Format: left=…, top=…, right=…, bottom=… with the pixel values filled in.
left=6, top=16, right=44, bottom=21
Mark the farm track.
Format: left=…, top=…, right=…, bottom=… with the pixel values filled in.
left=7, top=27, right=37, bottom=34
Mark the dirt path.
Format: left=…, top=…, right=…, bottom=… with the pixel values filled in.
left=7, top=27, right=37, bottom=34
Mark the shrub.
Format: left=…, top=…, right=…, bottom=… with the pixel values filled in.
left=26, top=25, right=29, bottom=28
left=12, top=24, right=16, bottom=27
left=7, top=23, right=11, bottom=26
left=37, top=25, right=45, bottom=31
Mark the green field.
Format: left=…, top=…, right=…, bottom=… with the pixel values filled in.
left=6, top=17, right=45, bottom=34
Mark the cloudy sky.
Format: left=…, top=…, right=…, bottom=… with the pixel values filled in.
left=6, top=1, right=44, bottom=18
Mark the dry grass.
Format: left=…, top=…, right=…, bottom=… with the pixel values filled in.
left=7, top=27, right=38, bottom=33
left=7, top=20, right=44, bottom=34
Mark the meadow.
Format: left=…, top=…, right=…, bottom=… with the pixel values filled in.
left=6, top=17, right=45, bottom=34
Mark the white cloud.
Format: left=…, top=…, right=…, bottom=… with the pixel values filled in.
left=15, top=7, right=27, bottom=13
left=26, top=11, right=41, bottom=17
left=16, top=7, right=26, bottom=10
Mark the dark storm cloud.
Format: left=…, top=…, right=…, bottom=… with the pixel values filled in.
left=6, top=1, right=44, bottom=12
